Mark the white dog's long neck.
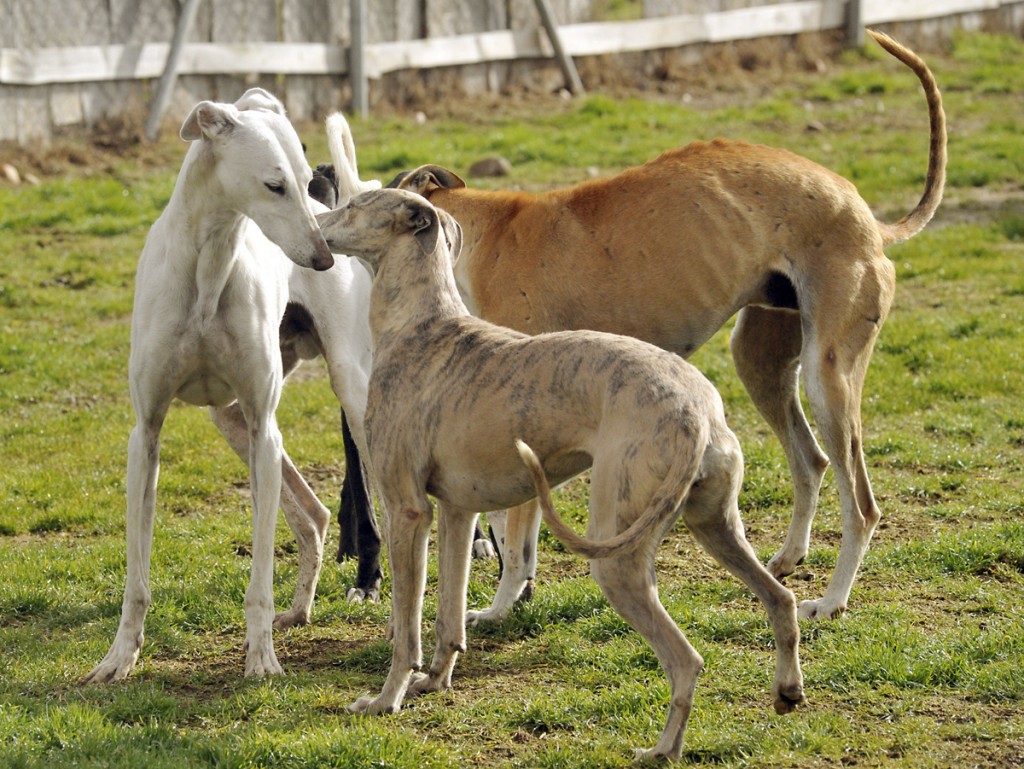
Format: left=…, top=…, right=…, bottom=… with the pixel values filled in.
left=166, top=146, right=248, bottom=325
left=369, top=244, right=469, bottom=345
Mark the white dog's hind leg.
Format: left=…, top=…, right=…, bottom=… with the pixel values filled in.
left=241, top=408, right=285, bottom=677
left=209, top=404, right=329, bottom=628
left=410, top=504, right=476, bottom=695
left=85, top=411, right=165, bottom=683
left=467, top=501, right=541, bottom=625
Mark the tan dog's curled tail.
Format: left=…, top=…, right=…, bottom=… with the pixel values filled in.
left=515, top=437, right=699, bottom=560
left=867, top=29, right=947, bottom=245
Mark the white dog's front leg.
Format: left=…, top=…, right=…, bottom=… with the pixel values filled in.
left=243, top=415, right=284, bottom=677
left=210, top=404, right=329, bottom=630
left=86, top=418, right=163, bottom=683
left=468, top=500, right=541, bottom=625
left=349, top=499, right=432, bottom=714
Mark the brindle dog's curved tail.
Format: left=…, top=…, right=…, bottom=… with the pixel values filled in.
left=868, top=29, right=947, bottom=245
left=515, top=435, right=702, bottom=560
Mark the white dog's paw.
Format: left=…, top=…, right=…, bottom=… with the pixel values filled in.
left=244, top=643, right=283, bottom=678
left=466, top=607, right=507, bottom=626
left=633, top=746, right=673, bottom=764
left=472, top=537, right=497, bottom=560
left=797, top=597, right=846, bottom=621
left=347, top=694, right=398, bottom=715
left=84, top=634, right=144, bottom=684
left=273, top=606, right=311, bottom=630
left=408, top=671, right=451, bottom=696
left=84, top=653, right=138, bottom=684
left=767, top=544, right=808, bottom=582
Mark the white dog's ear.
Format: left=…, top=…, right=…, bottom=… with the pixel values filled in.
left=180, top=101, right=239, bottom=141
left=235, top=87, right=286, bottom=115
left=408, top=204, right=440, bottom=256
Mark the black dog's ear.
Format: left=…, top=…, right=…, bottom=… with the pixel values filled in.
left=308, top=168, right=339, bottom=208
left=385, top=170, right=413, bottom=188
left=407, top=203, right=440, bottom=255
left=316, top=163, right=338, bottom=187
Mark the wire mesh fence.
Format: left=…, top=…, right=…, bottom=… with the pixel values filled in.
left=1, top=1, right=1021, bottom=144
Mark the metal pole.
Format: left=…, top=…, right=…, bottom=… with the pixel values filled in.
left=350, top=0, right=368, bottom=116
left=533, top=0, right=584, bottom=95
left=846, top=0, right=864, bottom=48
left=145, top=0, right=203, bottom=141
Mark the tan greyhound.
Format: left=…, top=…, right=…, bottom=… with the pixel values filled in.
left=386, top=29, right=946, bottom=622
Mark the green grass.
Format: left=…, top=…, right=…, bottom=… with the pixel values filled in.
left=2, top=31, right=1023, bottom=768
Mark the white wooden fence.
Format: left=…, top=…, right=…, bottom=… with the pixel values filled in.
left=1, top=0, right=1022, bottom=144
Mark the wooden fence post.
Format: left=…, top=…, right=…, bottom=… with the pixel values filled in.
left=351, top=0, right=369, bottom=115
left=145, top=0, right=203, bottom=141
left=847, top=0, right=865, bottom=47
left=533, top=0, right=584, bottom=95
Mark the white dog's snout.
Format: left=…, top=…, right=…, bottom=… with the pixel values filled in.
left=310, top=235, right=335, bottom=271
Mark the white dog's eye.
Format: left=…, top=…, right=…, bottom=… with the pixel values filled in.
left=265, top=181, right=286, bottom=196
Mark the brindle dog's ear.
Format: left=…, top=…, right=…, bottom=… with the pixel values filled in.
left=439, top=211, right=463, bottom=264
left=392, top=165, right=467, bottom=197
left=408, top=203, right=440, bottom=255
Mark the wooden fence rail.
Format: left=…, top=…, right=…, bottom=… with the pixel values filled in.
left=0, top=0, right=1021, bottom=143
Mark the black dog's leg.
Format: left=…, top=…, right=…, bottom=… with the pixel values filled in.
left=338, top=411, right=381, bottom=600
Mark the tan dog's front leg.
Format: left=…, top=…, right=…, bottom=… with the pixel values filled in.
left=410, top=504, right=476, bottom=695
left=468, top=500, right=541, bottom=625
left=349, top=499, right=432, bottom=714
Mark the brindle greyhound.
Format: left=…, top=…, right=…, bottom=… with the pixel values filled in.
left=316, top=189, right=804, bottom=761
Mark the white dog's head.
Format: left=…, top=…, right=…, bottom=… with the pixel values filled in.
left=180, top=89, right=334, bottom=271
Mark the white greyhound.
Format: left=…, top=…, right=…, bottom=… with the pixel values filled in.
left=86, top=88, right=336, bottom=682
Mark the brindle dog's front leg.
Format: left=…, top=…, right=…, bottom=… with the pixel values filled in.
left=348, top=495, right=432, bottom=714
left=409, top=504, right=477, bottom=695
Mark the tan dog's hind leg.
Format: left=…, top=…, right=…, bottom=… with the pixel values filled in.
left=349, top=494, right=433, bottom=714
left=730, top=307, right=830, bottom=580
left=794, top=255, right=895, bottom=620
left=409, top=504, right=477, bottom=695
left=469, top=501, right=541, bottom=624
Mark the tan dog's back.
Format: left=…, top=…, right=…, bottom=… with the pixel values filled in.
left=437, top=139, right=877, bottom=354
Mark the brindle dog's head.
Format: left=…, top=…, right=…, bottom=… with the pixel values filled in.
left=316, top=188, right=462, bottom=276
